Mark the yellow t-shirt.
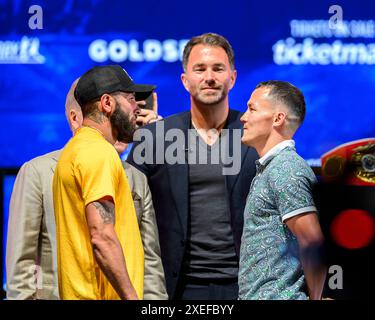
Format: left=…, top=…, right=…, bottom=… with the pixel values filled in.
left=53, top=126, right=144, bottom=300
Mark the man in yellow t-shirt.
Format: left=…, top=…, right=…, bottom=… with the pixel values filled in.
left=53, top=65, right=153, bottom=299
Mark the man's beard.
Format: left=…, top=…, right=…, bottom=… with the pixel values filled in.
left=194, top=85, right=227, bottom=106
left=110, top=103, right=136, bottom=143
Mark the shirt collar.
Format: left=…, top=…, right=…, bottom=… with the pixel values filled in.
left=256, top=140, right=295, bottom=168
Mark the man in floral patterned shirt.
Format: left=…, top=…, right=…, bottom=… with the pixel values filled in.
left=238, top=80, right=326, bottom=300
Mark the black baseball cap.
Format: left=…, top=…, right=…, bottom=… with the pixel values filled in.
left=74, top=65, right=156, bottom=106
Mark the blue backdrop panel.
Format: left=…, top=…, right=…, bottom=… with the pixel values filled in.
left=0, top=0, right=374, bottom=167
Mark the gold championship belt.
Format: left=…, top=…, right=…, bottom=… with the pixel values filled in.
left=321, top=138, right=375, bottom=186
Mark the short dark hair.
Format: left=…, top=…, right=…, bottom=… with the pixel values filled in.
left=256, top=80, right=306, bottom=127
left=81, top=98, right=100, bottom=118
left=182, top=33, right=235, bottom=71
left=80, top=91, right=121, bottom=118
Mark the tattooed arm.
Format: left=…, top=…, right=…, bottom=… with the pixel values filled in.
left=86, top=196, right=138, bottom=300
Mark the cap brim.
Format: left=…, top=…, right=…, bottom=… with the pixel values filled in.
left=126, top=84, right=156, bottom=101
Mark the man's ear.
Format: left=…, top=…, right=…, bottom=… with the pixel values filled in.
left=181, top=73, right=190, bottom=92
left=229, top=69, right=237, bottom=90
left=69, top=109, right=83, bottom=133
left=100, top=94, right=114, bottom=115
left=273, top=111, right=286, bottom=128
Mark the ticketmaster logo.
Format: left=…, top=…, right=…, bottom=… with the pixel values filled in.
left=273, top=19, right=375, bottom=65
left=273, top=37, right=375, bottom=65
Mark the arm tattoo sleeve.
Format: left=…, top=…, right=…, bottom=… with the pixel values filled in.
left=93, top=201, right=115, bottom=224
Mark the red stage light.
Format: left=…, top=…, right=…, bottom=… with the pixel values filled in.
left=330, top=209, right=375, bottom=249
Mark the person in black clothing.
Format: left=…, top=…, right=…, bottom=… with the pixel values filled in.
left=127, top=33, right=258, bottom=300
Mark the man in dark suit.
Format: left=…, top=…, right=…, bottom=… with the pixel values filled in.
left=127, top=33, right=258, bottom=300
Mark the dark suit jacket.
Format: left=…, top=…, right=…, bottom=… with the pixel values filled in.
left=127, top=109, right=258, bottom=299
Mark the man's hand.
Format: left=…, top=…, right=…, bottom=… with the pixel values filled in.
left=136, top=92, right=162, bottom=126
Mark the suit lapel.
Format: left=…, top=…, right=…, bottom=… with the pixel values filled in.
left=167, top=164, right=189, bottom=238
left=166, top=112, right=191, bottom=238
